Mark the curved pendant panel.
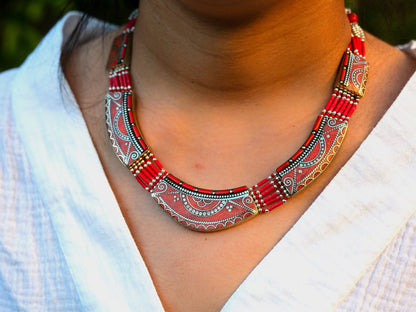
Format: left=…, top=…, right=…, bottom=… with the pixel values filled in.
left=279, top=117, right=348, bottom=194
left=151, top=178, right=258, bottom=231
left=105, top=91, right=145, bottom=166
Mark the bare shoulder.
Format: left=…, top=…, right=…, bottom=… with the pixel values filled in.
left=348, top=33, right=416, bottom=136
left=63, top=27, right=122, bottom=111
left=365, top=33, right=416, bottom=107
left=366, top=32, right=416, bottom=74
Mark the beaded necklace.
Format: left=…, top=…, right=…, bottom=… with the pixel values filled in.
left=105, top=9, right=368, bottom=231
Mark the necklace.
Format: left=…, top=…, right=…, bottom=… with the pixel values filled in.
left=105, top=9, right=368, bottom=232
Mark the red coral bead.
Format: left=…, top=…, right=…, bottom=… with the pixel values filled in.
left=348, top=13, right=358, bottom=23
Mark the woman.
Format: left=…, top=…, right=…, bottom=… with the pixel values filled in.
left=1, top=0, right=415, bottom=311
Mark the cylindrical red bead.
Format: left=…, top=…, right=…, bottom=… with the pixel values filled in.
left=232, top=186, right=248, bottom=193
left=267, top=200, right=284, bottom=212
left=260, top=185, right=275, bottom=197
left=343, top=53, right=350, bottom=66
left=333, top=98, right=345, bottom=115
left=198, top=188, right=214, bottom=195
left=167, top=174, right=180, bottom=184
left=292, top=149, right=304, bottom=160
left=216, top=190, right=231, bottom=195
left=304, top=134, right=314, bottom=147
left=135, top=175, right=148, bottom=188
left=180, top=182, right=193, bottom=191
left=258, top=182, right=274, bottom=194
left=340, top=69, right=346, bottom=82
left=137, top=172, right=151, bottom=185
left=153, top=159, right=163, bottom=170
left=147, top=162, right=160, bottom=177
left=132, top=125, right=140, bottom=138
left=263, top=192, right=279, bottom=205
left=276, top=161, right=290, bottom=173
left=312, top=115, right=324, bottom=132
left=337, top=98, right=350, bottom=117
left=324, top=94, right=337, bottom=112
left=138, top=139, right=147, bottom=150
left=346, top=103, right=358, bottom=117
left=126, top=93, right=133, bottom=108
left=327, top=94, right=340, bottom=113
left=256, top=177, right=269, bottom=188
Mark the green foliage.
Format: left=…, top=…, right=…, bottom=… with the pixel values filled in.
left=0, top=0, right=68, bottom=71
left=348, top=0, right=416, bottom=45
left=0, top=0, right=415, bottom=72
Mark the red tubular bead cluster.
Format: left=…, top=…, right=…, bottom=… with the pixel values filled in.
left=323, top=87, right=357, bottom=121
left=109, top=68, right=132, bottom=91
left=107, top=19, right=135, bottom=90
left=129, top=151, right=166, bottom=191
left=322, top=13, right=367, bottom=121
left=250, top=175, right=288, bottom=213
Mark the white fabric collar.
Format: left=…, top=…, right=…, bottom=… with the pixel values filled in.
left=11, top=13, right=163, bottom=311
left=11, top=11, right=416, bottom=311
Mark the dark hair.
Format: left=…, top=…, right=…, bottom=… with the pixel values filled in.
left=60, top=0, right=138, bottom=68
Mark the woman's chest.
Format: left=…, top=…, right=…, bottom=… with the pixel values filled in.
left=111, top=168, right=318, bottom=311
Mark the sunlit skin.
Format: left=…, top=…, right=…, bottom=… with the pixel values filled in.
left=65, top=0, right=416, bottom=310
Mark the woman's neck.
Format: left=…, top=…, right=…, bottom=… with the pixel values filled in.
left=132, top=0, right=351, bottom=99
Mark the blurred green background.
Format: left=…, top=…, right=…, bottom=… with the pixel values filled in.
left=1, top=0, right=415, bottom=72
